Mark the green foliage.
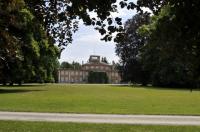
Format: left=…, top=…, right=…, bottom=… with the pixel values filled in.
left=116, top=0, right=200, bottom=88
left=116, top=13, right=150, bottom=85
left=60, top=62, right=72, bottom=69
left=23, top=0, right=126, bottom=46
left=19, top=8, right=34, bottom=26
left=139, top=1, right=200, bottom=87
left=2, top=0, right=200, bottom=87
left=0, top=0, right=180, bottom=50
left=30, top=37, right=40, bottom=57
left=60, top=61, right=81, bottom=70
left=88, top=71, right=108, bottom=84
left=71, top=61, right=82, bottom=70
left=0, top=0, right=59, bottom=85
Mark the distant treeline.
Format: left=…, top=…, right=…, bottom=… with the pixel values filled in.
left=60, top=61, right=82, bottom=70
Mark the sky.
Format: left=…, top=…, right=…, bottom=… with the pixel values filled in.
left=59, top=1, right=137, bottom=64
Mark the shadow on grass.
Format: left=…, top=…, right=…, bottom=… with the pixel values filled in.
left=110, top=84, right=142, bottom=88
left=143, top=86, right=200, bottom=92
left=0, top=84, right=46, bottom=88
left=111, top=84, right=200, bottom=92
left=0, top=89, right=44, bottom=94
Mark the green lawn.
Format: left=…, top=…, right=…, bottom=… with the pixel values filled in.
left=0, top=121, right=200, bottom=132
left=0, top=84, right=200, bottom=115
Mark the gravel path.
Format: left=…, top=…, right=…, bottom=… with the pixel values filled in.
left=0, top=112, right=200, bottom=125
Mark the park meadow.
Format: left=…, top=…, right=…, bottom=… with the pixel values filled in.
left=0, top=84, right=200, bottom=115
left=1, top=84, right=200, bottom=131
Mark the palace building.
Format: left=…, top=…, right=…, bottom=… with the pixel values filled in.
left=58, top=55, right=121, bottom=84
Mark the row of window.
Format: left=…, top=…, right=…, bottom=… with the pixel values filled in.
left=110, top=72, right=119, bottom=77
left=60, top=77, right=120, bottom=83
left=107, top=72, right=119, bottom=78
left=60, top=77, right=84, bottom=82
left=84, top=65, right=111, bottom=70
left=60, top=71, right=119, bottom=78
left=60, top=71, right=88, bottom=76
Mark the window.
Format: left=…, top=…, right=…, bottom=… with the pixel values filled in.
left=91, top=56, right=98, bottom=59
left=65, top=71, right=68, bottom=75
left=65, top=77, right=68, bottom=81
left=61, top=71, right=64, bottom=75
left=71, top=71, right=74, bottom=75
left=112, top=72, right=115, bottom=76
left=115, top=73, right=118, bottom=77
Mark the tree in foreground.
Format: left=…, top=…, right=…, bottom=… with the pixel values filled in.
left=0, top=0, right=135, bottom=85
left=1, top=0, right=200, bottom=87
left=139, top=3, right=200, bottom=87
left=116, top=13, right=150, bottom=85
left=0, top=0, right=59, bottom=85
left=116, top=0, right=200, bottom=88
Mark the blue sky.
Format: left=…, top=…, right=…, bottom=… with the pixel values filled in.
left=59, top=1, right=137, bottom=64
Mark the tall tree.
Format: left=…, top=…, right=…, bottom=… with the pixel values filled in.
left=0, top=0, right=59, bottom=85
left=115, top=0, right=200, bottom=87
left=116, top=13, right=150, bottom=85
left=139, top=3, right=200, bottom=87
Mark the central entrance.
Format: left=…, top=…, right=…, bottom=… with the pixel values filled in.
left=88, top=71, right=108, bottom=84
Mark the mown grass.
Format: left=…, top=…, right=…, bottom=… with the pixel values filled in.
left=0, top=121, right=200, bottom=132
left=0, top=84, right=200, bottom=115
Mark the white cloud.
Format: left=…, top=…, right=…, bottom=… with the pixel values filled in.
left=59, top=1, right=139, bottom=63
left=59, top=25, right=119, bottom=63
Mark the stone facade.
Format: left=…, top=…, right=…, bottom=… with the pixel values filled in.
left=58, top=55, right=121, bottom=84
